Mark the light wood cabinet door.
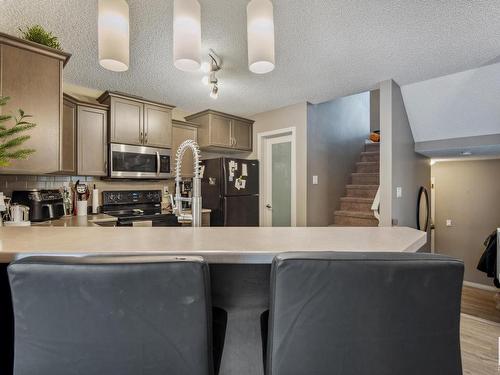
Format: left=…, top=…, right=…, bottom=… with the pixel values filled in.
left=0, top=44, right=62, bottom=173
left=144, top=104, right=172, bottom=148
left=77, top=106, right=108, bottom=176
left=209, top=114, right=232, bottom=148
left=110, top=97, right=143, bottom=145
left=172, top=122, right=198, bottom=177
left=61, top=100, right=77, bottom=174
left=231, top=120, right=252, bottom=151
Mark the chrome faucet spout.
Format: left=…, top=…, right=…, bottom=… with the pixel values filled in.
left=173, top=140, right=202, bottom=227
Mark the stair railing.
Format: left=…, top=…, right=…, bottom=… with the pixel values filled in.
left=371, top=186, right=381, bottom=222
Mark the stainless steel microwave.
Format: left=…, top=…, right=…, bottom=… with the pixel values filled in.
left=109, top=143, right=171, bottom=179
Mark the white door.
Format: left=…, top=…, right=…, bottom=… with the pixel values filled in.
left=261, top=134, right=295, bottom=226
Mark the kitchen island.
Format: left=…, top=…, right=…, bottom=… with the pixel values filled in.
left=0, top=226, right=426, bottom=263
left=0, top=226, right=427, bottom=375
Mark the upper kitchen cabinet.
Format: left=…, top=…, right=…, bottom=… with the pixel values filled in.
left=172, top=120, right=199, bottom=177
left=0, top=32, right=71, bottom=174
left=185, top=110, right=254, bottom=152
left=98, top=91, right=174, bottom=148
left=63, top=93, right=109, bottom=176
left=144, top=104, right=172, bottom=148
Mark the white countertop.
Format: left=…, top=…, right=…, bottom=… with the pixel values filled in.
left=0, top=226, right=426, bottom=264
left=32, top=214, right=118, bottom=227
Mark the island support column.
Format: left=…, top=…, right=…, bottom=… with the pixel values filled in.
left=210, top=264, right=271, bottom=375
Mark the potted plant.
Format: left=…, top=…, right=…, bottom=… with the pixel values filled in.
left=18, top=25, right=62, bottom=51
left=0, top=96, right=36, bottom=167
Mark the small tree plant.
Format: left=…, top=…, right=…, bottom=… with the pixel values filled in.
left=19, top=25, right=62, bottom=51
left=0, top=97, right=36, bottom=167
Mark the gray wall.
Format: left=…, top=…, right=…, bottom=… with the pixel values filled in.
left=307, top=92, right=370, bottom=226
left=370, top=89, right=380, bottom=133
left=380, top=80, right=431, bottom=248
left=432, top=159, right=500, bottom=286
left=391, top=82, right=431, bottom=229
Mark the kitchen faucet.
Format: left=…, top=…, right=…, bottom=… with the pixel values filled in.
left=171, top=140, right=202, bottom=227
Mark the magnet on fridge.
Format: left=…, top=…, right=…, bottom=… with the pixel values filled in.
left=242, top=163, right=248, bottom=176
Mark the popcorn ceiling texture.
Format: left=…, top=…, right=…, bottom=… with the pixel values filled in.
left=1, top=0, right=500, bottom=116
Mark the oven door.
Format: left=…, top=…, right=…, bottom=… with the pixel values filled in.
left=109, top=143, right=171, bottom=179
left=117, top=215, right=181, bottom=227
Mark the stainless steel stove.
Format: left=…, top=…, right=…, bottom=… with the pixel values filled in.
left=101, top=190, right=180, bottom=227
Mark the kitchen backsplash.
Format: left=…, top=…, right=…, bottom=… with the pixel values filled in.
left=0, top=175, right=175, bottom=206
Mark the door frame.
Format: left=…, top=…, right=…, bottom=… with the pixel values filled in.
left=430, top=176, right=436, bottom=253
left=257, top=127, right=297, bottom=227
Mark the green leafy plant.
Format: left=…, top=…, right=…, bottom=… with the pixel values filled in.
left=19, top=25, right=62, bottom=51
left=0, top=97, right=36, bottom=167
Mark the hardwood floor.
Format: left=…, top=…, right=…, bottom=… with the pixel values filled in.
left=462, top=285, right=500, bottom=323
left=460, top=285, right=499, bottom=374
left=461, top=314, right=500, bottom=375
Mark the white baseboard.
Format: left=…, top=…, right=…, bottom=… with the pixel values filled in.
left=463, top=280, right=499, bottom=292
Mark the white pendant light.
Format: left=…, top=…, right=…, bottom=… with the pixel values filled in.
left=98, top=0, right=130, bottom=72
left=247, top=0, right=275, bottom=74
left=173, top=0, right=202, bottom=72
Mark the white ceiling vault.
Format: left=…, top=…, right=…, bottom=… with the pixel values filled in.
left=402, top=62, right=500, bottom=143
left=1, top=0, right=500, bottom=117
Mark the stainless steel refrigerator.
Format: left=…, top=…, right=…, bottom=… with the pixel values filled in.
left=201, top=158, right=259, bottom=226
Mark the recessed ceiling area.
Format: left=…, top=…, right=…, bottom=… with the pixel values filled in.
left=402, top=62, right=500, bottom=158
left=2, top=0, right=500, bottom=116
left=402, top=62, right=500, bottom=143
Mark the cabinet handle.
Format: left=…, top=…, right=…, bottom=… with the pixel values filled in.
left=156, top=152, right=160, bottom=176
left=145, top=133, right=148, bottom=144
left=140, top=131, right=144, bottom=143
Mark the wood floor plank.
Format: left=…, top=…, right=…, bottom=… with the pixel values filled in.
left=461, top=285, right=500, bottom=323
left=461, top=314, right=500, bottom=375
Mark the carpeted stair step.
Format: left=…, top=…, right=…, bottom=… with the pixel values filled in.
left=351, top=172, right=379, bottom=185
left=340, top=197, right=374, bottom=212
left=345, top=184, right=378, bottom=198
left=356, top=161, right=379, bottom=173
left=360, top=151, right=380, bottom=162
left=333, top=210, right=379, bottom=227
left=364, top=142, right=380, bottom=152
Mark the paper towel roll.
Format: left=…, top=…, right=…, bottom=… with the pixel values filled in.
left=92, top=188, right=99, bottom=214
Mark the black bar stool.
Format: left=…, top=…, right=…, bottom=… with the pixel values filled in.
left=265, top=252, right=464, bottom=375
left=8, top=255, right=214, bottom=375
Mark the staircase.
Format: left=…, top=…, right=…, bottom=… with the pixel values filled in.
left=333, top=142, right=380, bottom=226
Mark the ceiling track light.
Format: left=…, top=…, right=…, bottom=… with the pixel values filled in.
left=201, top=49, right=222, bottom=99
left=210, top=83, right=219, bottom=99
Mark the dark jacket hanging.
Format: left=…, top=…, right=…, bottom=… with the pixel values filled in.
left=477, top=231, right=499, bottom=288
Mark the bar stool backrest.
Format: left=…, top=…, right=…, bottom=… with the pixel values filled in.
left=8, top=255, right=213, bottom=375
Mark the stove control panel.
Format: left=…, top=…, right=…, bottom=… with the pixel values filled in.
left=102, top=190, right=162, bottom=206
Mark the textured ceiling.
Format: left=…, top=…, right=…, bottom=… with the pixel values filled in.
left=2, top=0, right=500, bottom=116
